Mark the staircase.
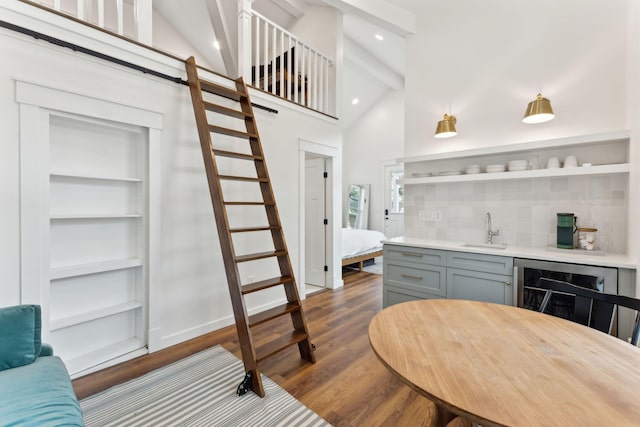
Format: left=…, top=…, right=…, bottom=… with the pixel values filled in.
left=184, top=57, right=316, bottom=397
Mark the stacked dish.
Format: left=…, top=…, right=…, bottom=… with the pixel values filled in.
left=508, top=159, right=528, bottom=172
left=411, top=172, right=432, bottom=178
left=465, top=165, right=481, bottom=174
left=486, top=164, right=506, bottom=173
left=438, top=170, right=462, bottom=176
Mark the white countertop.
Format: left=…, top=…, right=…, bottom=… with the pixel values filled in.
left=383, top=237, right=637, bottom=269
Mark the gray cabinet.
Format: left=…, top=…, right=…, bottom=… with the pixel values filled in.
left=446, top=251, right=513, bottom=305
left=383, top=245, right=446, bottom=307
left=383, top=245, right=514, bottom=307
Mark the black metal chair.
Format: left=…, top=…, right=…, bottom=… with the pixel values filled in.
left=528, top=278, right=640, bottom=346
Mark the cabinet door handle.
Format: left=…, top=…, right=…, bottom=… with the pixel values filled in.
left=505, top=281, right=512, bottom=286
left=401, top=252, right=423, bottom=257
left=401, top=274, right=423, bottom=280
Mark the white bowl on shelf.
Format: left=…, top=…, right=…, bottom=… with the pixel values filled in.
left=486, top=164, right=506, bottom=173
left=411, top=172, right=432, bottom=178
left=465, top=165, right=481, bottom=174
left=508, top=160, right=528, bottom=171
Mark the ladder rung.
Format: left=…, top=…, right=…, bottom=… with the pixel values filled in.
left=256, top=330, right=308, bottom=363
left=203, top=101, right=251, bottom=119
left=199, top=79, right=246, bottom=100
left=213, top=149, right=263, bottom=161
left=224, top=201, right=275, bottom=206
left=218, top=175, right=268, bottom=183
left=209, top=125, right=257, bottom=140
left=235, top=250, right=287, bottom=263
left=242, top=275, right=295, bottom=294
left=249, top=302, right=300, bottom=327
left=230, top=225, right=279, bottom=233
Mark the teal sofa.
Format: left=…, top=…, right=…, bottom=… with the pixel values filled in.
left=0, top=304, right=84, bottom=426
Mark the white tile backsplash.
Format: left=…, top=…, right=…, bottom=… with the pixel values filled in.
left=405, top=176, right=628, bottom=254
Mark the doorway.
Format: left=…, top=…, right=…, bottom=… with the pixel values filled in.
left=299, top=139, right=342, bottom=296
left=384, top=163, right=404, bottom=238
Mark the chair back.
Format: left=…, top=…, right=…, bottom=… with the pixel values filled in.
left=531, top=278, right=640, bottom=346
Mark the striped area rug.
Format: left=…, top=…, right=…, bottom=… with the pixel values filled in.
left=80, top=345, right=330, bottom=427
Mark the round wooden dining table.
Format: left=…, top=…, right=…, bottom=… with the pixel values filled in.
left=369, top=299, right=640, bottom=427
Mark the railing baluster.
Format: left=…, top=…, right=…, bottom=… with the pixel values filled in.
left=76, top=0, right=84, bottom=20
left=324, top=57, right=329, bottom=113
left=313, top=51, right=318, bottom=110
left=293, top=39, right=299, bottom=104
left=116, top=0, right=124, bottom=35
left=254, top=16, right=260, bottom=87
left=263, top=21, right=268, bottom=91
left=97, top=0, right=104, bottom=28
left=271, top=25, right=276, bottom=97
left=301, top=46, right=306, bottom=106
left=279, top=30, right=284, bottom=99
left=53, top=0, right=61, bottom=11
left=319, top=54, right=324, bottom=112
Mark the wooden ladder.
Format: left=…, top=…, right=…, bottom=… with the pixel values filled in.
left=184, top=57, right=315, bottom=397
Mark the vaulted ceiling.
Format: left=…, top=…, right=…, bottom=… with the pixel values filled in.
left=154, top=0, right=410, bottom=129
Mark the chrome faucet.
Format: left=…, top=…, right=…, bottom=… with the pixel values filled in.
left=486, top=212, right=499, bottom=244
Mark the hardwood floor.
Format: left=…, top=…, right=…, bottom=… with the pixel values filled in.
left=72, top=271, right=435, bottom=426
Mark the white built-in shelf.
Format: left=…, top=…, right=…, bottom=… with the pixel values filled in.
left=400, top=163, right=630, bottom=185
left=50, top=172, right=143, bottom=182
left=50, top=258, right=142, bottom=280
left=50, top=213, right=143, bottom=219
left=50, top=300, right=143, bottom=331
left=66, top=337, right=146, bottom=377
left=398, top=130, right=630, bottom=163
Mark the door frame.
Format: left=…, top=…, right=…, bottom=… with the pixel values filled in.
left=304, top=156, right=328, bottom=288
left=299, top=139, right=343, bottom=296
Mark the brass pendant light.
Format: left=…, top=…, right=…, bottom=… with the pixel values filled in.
left=522, top=93, right=555, bottom=124
left=434, top=114, right=457, bottom=138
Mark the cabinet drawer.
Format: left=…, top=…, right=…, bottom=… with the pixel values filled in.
left=446, top=251, right=513, bottom=275
left=383, top=244, right=446, bottom=266
left=383, top=260, right=447, bottom=297
left=447, top=268, right=514, bottom=306
left=383, top=284, right=441, bottom=308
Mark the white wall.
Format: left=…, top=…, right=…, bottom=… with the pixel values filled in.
left=0, top=3, right=340, bottom=353
left=343, top=88, right=404, bottom=232
left=404, top=0, right=628, bottom=156
left=402, top=0, right=636, bottom=257
left=627, top=2, right=640, bottom=266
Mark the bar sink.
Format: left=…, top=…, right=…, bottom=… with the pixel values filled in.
left=462, top=242, right=508, bottom=250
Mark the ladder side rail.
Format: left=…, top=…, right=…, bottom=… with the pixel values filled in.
left=235, top=77, right=316, bottom=363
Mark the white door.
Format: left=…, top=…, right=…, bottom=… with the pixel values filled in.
left=384, top=163, right=404, bottom=238
left=305, top=157, right=326, bottom=287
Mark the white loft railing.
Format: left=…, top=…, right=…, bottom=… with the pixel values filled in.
left=24, top=0, right=152, bottom=44
left=247, top=11, right=333, bottom=115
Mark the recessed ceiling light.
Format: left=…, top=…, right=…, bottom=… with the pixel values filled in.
left=375, top=34, right=384, bottom=41
left=352, top=98, right=359, bottom=105
left=213, top=40, right=221, bottom=50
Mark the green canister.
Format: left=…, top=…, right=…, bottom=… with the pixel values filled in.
left=557, top=213, right=576, bottom=249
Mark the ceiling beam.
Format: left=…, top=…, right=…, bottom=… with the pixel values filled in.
left=321, top=0, right=415, bottom=36
left=344, top=36, right=403, bottom=90
left=206, top=0, right=237, bottom=76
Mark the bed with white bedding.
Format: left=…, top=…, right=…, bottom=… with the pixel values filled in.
left=341, top=228, right=387, bottom=272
